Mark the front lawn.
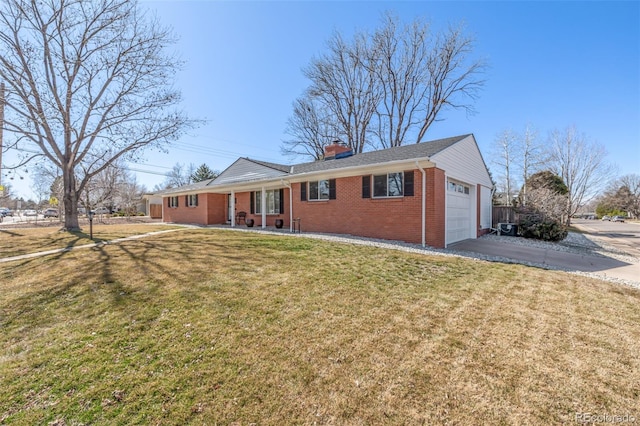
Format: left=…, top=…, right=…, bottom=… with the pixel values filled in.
left=0, top=224, right=181, bottom=258
left=1, top=229, right=638, bottom=424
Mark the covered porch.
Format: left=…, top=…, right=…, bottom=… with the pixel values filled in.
left=225, top=184, right=294, bottom=232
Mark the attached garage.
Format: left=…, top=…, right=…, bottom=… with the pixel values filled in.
left=446, top=179, right=473, bottom=245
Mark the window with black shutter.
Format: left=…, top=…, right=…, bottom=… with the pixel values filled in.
left=404, top=171, right=414, bottom=197
left=279, top=188, right=284, bottom=213
left=250, top=191, right=255, bottom=214
left=300, top=182, right=307, bottom=201
left=329, top=179, right=336, bottom=200
left=362, top=175, right=371, bottom=198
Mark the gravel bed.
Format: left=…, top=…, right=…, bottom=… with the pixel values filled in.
left=208, top=225, right=640, bottom=290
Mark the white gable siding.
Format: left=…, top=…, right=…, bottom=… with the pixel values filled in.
left=431, top=135, right=493, bottom=188
left=213, top=158, right=288, bottom=186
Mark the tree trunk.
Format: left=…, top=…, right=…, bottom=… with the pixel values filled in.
left=63, top=167, right=80, bottom=231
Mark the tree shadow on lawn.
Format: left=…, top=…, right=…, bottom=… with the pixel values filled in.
left=0, top=229, right=24, bottom=237
left=1, top=234, right=247, bottom=331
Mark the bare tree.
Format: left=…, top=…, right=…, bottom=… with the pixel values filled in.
left=518, top=124, right=545, bottom=206
left=282, top=94, right=338, bottom=160
left=618, top=174, right=640, bottom=218
left=374, top=16, right=485, bottom=147
left=0, top=0, right=199, bottom=230
left=162, top=162, right=195, bottom=189
left=547, top=126, right=614, bottom=225
left=490, top=129, right=519, bottom=212
left=600, top=174, right=640, bottom=219
left=284, top=13, right=485, bottom=158
left=80, top=158, right=127, bottom=212
left=304, top=31, right=381, bottom=154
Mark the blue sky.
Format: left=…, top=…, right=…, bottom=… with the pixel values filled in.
left=4, top=0, right=639, bottom=198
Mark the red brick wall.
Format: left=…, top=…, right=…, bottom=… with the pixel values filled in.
left=163, top=193, right=226, bottom=225
left=207, top=194, right=227, bottom=224
left=162, top=168, right=449, bottom=248
left=290, top=168, right=447, bottom=247
left=425, top=168, right=446, bottom=248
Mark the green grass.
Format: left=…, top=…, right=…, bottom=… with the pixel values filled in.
left=1, top=228, right=639, bottom=424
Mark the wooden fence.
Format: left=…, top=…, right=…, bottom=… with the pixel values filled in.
left=149, top=204, right=162, bottom=219
left=492, top=206, right=519, bottom=227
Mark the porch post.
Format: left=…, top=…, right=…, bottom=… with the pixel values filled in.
left=261, top=186, right=266, bottom=229
left=231, top=190, right=236, bottom=227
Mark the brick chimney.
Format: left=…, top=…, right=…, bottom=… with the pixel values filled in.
left=324, top=141, right=352, bottom=159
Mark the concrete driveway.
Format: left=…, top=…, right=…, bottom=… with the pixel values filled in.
left=449, top=219, right=640, bottom=286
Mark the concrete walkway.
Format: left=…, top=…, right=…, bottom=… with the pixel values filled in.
left=449, top=237, right=640, bottom=285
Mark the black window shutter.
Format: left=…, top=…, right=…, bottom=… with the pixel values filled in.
left=176, top=197, right=179, bottom=207
left=279, top=188, right=284, bottom=213
left=167, top=197, right=170, bottom=207
left=404, top=171, right=414, bottom=197
left=185, top=195, right=188, bottom=206
left=195, top=194, right=199, bottom=206
left=250, top=191, right=255, bottom=214
left=362, top=176, right=370, bottom=198
left=300, top=182, right=307, bottom=201
left=329, top=179, right=336, bottom=200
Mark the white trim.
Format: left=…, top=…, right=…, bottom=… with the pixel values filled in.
left=444, top=173, right=448, bottom=248
left=416, top=161, right=426, bottom=248
left=261, top=186, right=266, bottom=229
left=230, top=190, right=236, bottom=227
left=281, top=180, right=293, bottom=232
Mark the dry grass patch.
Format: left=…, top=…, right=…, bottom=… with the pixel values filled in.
left=0, top=224, right=181, bottom=258
left=0, top=229, right=639, bottom=424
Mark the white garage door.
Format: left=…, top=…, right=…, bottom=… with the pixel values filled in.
left=446, top=180, right=471, bottom=244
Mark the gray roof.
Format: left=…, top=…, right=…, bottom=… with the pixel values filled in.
left=244, top=158, right=291, bottom=173
left=153, top=135, right=471, bottom=194
left=289, top=135, right=469, bottom=175
left=154, top=178, right=215, bottom=195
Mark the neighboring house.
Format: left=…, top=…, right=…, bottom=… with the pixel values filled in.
left=142, top=194, right=164, bottom=218
left=155, top=134, right=493, bottom=248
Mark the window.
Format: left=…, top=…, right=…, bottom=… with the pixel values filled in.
left=301, top=180, right=336, bottom=201
left=254, top=189, right=282, bottom=214
left=168, top=196, right=179, bottom=208
left=448, top=181, right=470, bottom=195
left=186, top=194, right=198, bottom=207
left=373, top=172, right=404, bottom=197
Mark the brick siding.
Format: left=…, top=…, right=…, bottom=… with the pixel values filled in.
left=162, top=168, right=448, bottom=248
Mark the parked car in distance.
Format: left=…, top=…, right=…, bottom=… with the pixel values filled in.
left=0, top=208, right=13, bottom=217
left=23, top=209, right=38, bottom=216
left=43, top=208, right=59, bottom=218
left=612, top=216, right=625, bottom=222
left=94, top=207, right=110, bottom=214
left=601, top=215, right=610, bottom=221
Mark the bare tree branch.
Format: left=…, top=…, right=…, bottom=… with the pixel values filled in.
left=0, top=0, right=201, bottom=230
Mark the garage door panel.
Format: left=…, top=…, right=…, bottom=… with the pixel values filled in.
left=446, top=181, right=471, bottom=245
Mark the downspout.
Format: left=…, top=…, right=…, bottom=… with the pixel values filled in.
left=281, top=179, right=293, bottom=232
left=444, top=173, right=448, bottom=248
left=415, top=161, right=426, bottom=248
